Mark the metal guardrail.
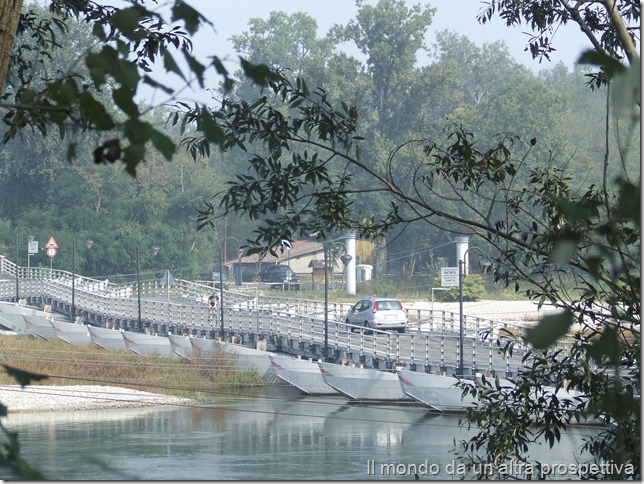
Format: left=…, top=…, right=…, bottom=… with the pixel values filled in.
left=0, top=255, right=553, bottom=373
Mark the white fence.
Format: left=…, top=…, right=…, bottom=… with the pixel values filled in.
left=0, top=255, right=553, bottom=373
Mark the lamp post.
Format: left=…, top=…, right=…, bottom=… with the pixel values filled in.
left=323, top=237, right=352, bottom=360
left=71, top=235, right=94, bottom=321
left=458, top=246, right=486, bottom=376
left=339, top=254, right=353, bottom=290
left=136, top=236, right=160, bottom=327
left=14, top=227, right=33, bottom=303
left=218, top=237, right=244, bottom=338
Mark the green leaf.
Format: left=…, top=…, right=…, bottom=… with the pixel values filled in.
left=114, top=59, right=140, bottom=91
left=47, top=79, right=77, bottom=106
left=123, top=117, right=152, bottom=144
left=2, top=365, right=48, bottom=387
left=141, top=75, right=175, bottom=95
left=122, top=142, right=146, bottom=176
left=198, top=108, right=225, bottom=147
left=617, top=180, right=641, bottom=224
left=557, top=198, right=590, bottom=222
left=587, top=326, right=621, bottom=365
left=525, top=311, right=573, bottom=349
left=113, top=87, right=139, bottom=117
left=211, top=56, right=229, bottom=76
left=148, top=128, right=176, bottom=160
left=578, top=49, right=626, bottom=78
left=163, top=52, right=186, bottom=81
left=171, top=1, right=203, bottom=35
left=86, top=47, right=118, bottom=88
left=240, top=58, right=280, bottom=86
left=549, top=238, right=578, bottom=264
left=78, top=92, right=115, bottom=130
left=182, top=51, right=206, bottom=87
left=111, top=6, right=146, bottom=38
left=17, top=88, right=37, bottom=104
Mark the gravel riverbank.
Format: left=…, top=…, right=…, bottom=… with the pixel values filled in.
left=0, top=385, right=195, bottom=413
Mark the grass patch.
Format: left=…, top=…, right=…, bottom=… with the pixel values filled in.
left=0, top=335, right=264, bottom=400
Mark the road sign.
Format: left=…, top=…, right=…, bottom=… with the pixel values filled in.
left=46, top=247, right=57, bottom=258
left=28, top=240, right=39, bottom=254
left=159, top=270, right=176, bottom=286
left=46, top=237, right=58, bottom=249
left=441, top=267, right=459, bottom=287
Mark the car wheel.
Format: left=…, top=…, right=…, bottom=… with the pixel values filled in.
left=364, top=321, right=372, bottom=335
left=346, top=319, right=354, bottom=332
left=397, top=328, right=405, bottom=334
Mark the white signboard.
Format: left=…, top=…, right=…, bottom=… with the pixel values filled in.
left=28, top=241, right=39, bottom=254
left=441, top=267, right=459, bottom=287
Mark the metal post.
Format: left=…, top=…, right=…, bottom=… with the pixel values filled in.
left=458, top=245, right=486, bottom=376
left=219, top=245, right=225, bottom=338
left=324, top=244, right=329, bottom=359
left=14, top=233, right=19, bottom=303
left=136, top=236, right=158, bottom=328
left=72, top=238, right=77, bottom=321
left=14, top=227, right=32, bottom=303
left=458, top=259, right=464, bottom=376
left=71, top=234, right=93, bottom=322
left=320, top=235, right=352, bottom=360
left=136, top=244, right=142, bottom=327
left=218, top=237, right=243, bottom=338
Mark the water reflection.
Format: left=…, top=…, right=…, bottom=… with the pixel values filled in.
left=4, top=393, right=600, bottom=480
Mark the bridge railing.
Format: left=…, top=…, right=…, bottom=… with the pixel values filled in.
left=0, top=256, right=570, bottom=372
left=0, top=261, right=536, bottom=341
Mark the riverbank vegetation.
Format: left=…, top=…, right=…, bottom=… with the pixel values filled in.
left=0, top=335, right=263, bottom=399
left=0, top=3, right=637, bottom=287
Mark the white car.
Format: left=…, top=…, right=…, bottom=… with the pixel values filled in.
left=345, top=297, right=407, bottom=333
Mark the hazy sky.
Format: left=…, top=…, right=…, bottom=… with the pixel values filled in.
left=194, top=0, right=590, bottom=69
left=142, top=0, right=591, bottom=105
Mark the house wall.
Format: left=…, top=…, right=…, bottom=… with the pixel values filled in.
left=356, top=240, right=376, bottom=265
left=232, top=239, right=376, bottom=281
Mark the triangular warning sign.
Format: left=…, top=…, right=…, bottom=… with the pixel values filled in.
left=159, top=270, right=176, bottom=286
left=46, top=237, right=58, bottom=249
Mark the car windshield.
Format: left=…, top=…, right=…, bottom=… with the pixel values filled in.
left=375, top=300, right=401, bottom=311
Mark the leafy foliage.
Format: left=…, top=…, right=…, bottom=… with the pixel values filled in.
left=0, top=365, right=48, bottom=479
left=0, top=0, right=640, bottom=479
left=1, top=1, right=278, bottom=175
left=478, top=0, right=640, bottom=88
left=185, top=3, right=640, bottom=477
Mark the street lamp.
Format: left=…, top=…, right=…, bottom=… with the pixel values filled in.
left=323, top=238, right=352, bottom=360
left=218, top=237, right=244, bottom=338
left=71, top=235, right=94, bottom=321
left=136, top=236, right=160, bottom=327
left=458, top=246, right=486, bottom=376
left=14, top=227, right=33, bottom=303
left=339, top=254, right=353, bottom=290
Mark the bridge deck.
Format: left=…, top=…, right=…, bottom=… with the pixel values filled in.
left=0, top=257, right=569, bottom=375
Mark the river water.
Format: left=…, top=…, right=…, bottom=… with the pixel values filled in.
left=4, top=391, right=600, bottom=480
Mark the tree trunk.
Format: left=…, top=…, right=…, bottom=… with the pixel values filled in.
left=375, top=237, right=387, bottom=276
left=601, top=0, right=640, bottom=63
left=0, top=0, right=23, bottom=97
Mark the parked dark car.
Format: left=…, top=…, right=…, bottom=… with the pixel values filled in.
left=259, top=264, right=300, bottom=283
left=212, top=272, right=229, bottom=288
